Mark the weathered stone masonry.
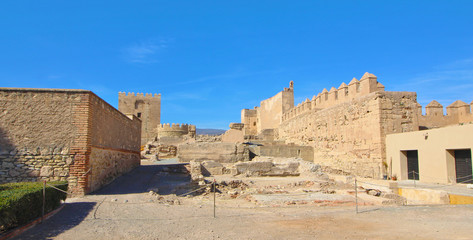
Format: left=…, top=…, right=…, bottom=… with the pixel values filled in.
left=119, top=92, right=161, bottom=144
left=279, top=91, right=418, bottom=177
left=240, top=73, right=420, bottom=178
left=0, top=88, right=141, bottom=195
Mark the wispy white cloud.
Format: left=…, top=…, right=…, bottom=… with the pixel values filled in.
left=165, top=92, right=208, bottom=101
left=167, top=68, right=286, bottom=86
left=392, top=58, right=473, bottom=107
left=164, top=87, right=215, bottom=101
left=122, top=39, right=170, bottom=64
left=46, top=75, right=62, bottom=80
left=436, top=58, right=473, bottom=70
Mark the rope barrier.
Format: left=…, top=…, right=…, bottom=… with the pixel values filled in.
left=404, top=170, right=473, bottom=182
left=176, top=183, right=212, bottom=197
left=45, top=183, right=70, bottom=194
left=355, top=180, right=390, bottom=189
left=353, top=170, right=473, bottom=191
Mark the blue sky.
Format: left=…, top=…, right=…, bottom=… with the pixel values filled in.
left=1, top=1, right=472, bottom=129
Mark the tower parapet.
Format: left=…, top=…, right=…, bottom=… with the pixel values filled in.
left=118, top=92, right=161, bottom=98
left=157, top=123, right=196, bottom=138
left=417, top=100, right=473, bottom=129
left=281, top=72, right=384, bottom=122
left=118, top=91, right=161, bottom=144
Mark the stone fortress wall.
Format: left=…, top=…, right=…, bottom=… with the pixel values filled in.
left=279, top=90, right=419, bottom=177
left=0, top=88, right=141, bottom=195
left=416, top=100, right=473, bottom=129
left=257, top=83, right=294, bottom=134
left=241, top=109, right=257, bottom=136
left=241, top=83, right=294, bottom=137
left=118, top=92, right=161, bottom=144
left=157, top=123, right=196, bottom=138
left=87, top=93, right=141, bottom=193
left=281, top=73, right=385, bottom=122
left=241, top=72, right=423, bottom=178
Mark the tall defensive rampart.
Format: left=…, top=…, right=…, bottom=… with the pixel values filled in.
left=119, top=92, right=161, bottom=144
left=278, top=91, right=419, bottom=178
left=257, top=85, right=294, bottom=133
left=282, top=72, right=385, bottom=122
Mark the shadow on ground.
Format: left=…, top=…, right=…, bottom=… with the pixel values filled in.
left=9, top=202, right=96, bottom=240
left=91, top=163, right=191, bottom=196
left=10, top=163, right=191, bottom=239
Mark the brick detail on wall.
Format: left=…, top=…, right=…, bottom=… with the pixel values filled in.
left=0, top=88, right=141, bottom=196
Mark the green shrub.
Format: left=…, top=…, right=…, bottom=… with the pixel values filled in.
left=0, top=181, right=68, bottom=232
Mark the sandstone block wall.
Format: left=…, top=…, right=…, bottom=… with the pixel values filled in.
left=118, top=92, right=161, bottom=144
left=417, top=100, right=473, bottom=129
left=157, top=123, right=196, bottom=138
left=178, top=142, right=249, bottom=163
left=256, top=86, right=294, bottom=134
left=241, top=109, right=257, bottom=136
left=0, top=88, right=141, bottom=195
left=221, top=129, right=244, bottom=143
left=256, top=145, right=314, bottom=161
left=0, top=89, right=87, bottom=194
left=278, top=91, right=418, bottom=178
left=88, top=93, right=141, bottom=193
left=282, top=72, right=384, bottom=122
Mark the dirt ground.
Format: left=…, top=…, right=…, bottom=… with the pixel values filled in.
left=11, top=162, right=473, bottom=240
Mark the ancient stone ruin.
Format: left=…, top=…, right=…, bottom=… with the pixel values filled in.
left=0, top=88, right=141, bottom=195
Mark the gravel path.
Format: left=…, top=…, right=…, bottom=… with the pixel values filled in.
left=11, top=163, right=473, bottom=240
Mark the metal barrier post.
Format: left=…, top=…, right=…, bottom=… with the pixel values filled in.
left=355, top=177, right=358, bottom=214
left=42, top=180, right=46, bottom=223
left=413, top=171, right=416, bottom=188
left=213, top=179, right=216, bottom=218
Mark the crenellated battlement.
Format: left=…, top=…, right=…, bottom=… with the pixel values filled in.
left=417, top=99, right=473, bottom=129
left=157, top=123, right=196, bottom=138
left=281, top=72, right=385, bottom=122
left=158, top=123, right=192, bottom=131
left=118, top=92, right=161, bottom=98
left=118, top=91, right=161, bottom=144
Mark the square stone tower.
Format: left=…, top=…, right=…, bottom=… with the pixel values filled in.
left=118, top=92, right=161, bottom=144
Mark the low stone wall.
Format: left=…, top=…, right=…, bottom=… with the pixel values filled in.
left=0, top=150, right=72, bottom=183
left=187, top=157, right=325, bottom=179
left=87, top=93, right=141, bottom=193
left=0, top=89, right=87, bottom=190
left=178, top=142, right=249, bottom=163
left=234, top=160, right=299, bottom=177
left=0, top=88, right=141, bottom=195
left=88, top=147, right=140, bottom=192
left=221, top=129, right=244, bottom=143
left=256, top=145, right=314, bottom=161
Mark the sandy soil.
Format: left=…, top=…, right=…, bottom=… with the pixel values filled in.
left=11, top=163, right=473, bottom=240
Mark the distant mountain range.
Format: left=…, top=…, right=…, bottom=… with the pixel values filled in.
left=196, top=128, right=226, bottom=135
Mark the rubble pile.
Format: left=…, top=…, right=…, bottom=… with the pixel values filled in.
left=141, top=140, right=178, bottom=160
left=186, top=156, right=329, bottom=179
left=148, top=191, right=182, bottom=205
left=196, top=134, right=222, bottom=142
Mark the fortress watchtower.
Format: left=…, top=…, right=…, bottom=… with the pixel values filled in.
left=118, top=92, right=161, bottom=144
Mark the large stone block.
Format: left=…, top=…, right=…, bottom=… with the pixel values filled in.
left=40, top=166, right=54, bottom=177
left=201, top=161, right=224, bottom=176
left=178, top=142, right=248, bottom=163
left=235, top=161, right=273, bottom=176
